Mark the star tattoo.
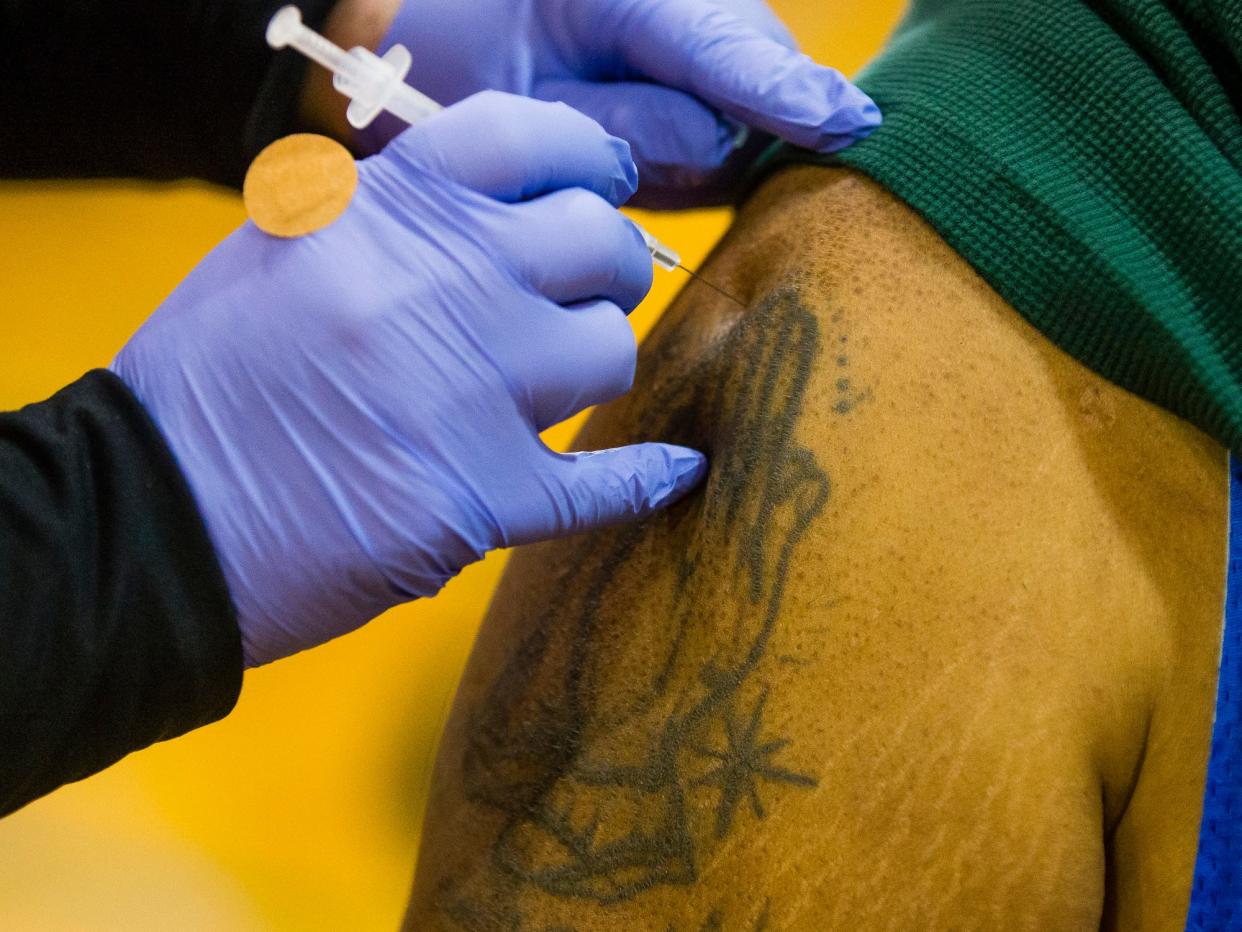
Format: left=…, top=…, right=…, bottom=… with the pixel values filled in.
left=692, top=687, right=817, bottom=838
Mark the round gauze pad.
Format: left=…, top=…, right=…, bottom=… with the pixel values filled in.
left=244, top=134, right=358, bottom=238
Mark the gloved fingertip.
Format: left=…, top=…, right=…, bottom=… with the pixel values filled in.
left=748, top=52, right=881, bottom=153
left=651, top=445, right=709, bottom=507
left=731, top=123, right=752, bottom=151
left=608, top=135, right=641, bottom=205
left=711, top=117, right=749, bottom=164
left=859, top=97, right=883, bottom=129
left=810, top=80, right=882, bottom=152
left=558, top=443, right=707, bottom=533
left=813, top=104, right=882, bottom=152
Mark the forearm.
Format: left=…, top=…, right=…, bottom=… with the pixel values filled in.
left=0, top=371, right=242, bottom=816
left=0, top=0, right=337, bottom=186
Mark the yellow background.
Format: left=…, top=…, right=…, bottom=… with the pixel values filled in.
left=0, top=3, right=901, bottom=927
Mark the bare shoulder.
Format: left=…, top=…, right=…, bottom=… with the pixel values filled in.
left=407, top=167, right=1226, bottom=930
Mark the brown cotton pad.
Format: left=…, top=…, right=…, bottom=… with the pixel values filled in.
left=243, top=134, right=358, bottom=238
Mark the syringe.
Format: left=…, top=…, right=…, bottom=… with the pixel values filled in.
left=266, top=6, right=683, bottom=272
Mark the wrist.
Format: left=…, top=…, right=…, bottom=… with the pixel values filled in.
left=296, top=0, right=404, bottom=145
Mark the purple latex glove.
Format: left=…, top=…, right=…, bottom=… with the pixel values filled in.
left=111, top=92, right=706, bottom=667
left=357, top=0, right=881, bottom=207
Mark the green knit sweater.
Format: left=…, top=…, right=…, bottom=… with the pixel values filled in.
left=775, top=0, right=1242, bottom=451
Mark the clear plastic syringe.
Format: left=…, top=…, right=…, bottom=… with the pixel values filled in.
left=266, top=5, right=682, bottom=272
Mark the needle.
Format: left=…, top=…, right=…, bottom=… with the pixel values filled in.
left=676, top=264, right=748, bottom=308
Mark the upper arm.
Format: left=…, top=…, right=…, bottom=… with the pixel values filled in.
left=407, top=168, right=1225, bottom=931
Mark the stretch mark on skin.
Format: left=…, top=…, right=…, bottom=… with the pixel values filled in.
left=443, top=290, right=833, bottom=928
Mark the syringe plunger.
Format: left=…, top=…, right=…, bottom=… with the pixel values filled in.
left=267, top=5, right=439, bottom=130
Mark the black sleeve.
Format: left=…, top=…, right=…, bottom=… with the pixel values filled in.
left=0, top=370, right=242, bottom=817
left=0, top=0, right=338, bottom=187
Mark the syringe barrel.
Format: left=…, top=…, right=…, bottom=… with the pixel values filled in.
left=333, top=47, right=390, bottom=102
left=294, top=28, right=353, bottom=74
left=386, top=85, right=444, bottom=124
left=640, top=227, right=681, bottom=271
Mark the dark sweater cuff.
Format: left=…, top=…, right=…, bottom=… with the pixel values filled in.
left=0, top=370, right=242, bottom=815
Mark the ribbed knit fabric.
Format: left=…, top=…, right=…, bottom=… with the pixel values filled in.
left=768, top=0, right=1242, bottom=451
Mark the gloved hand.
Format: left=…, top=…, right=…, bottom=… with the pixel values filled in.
left=111, top=92, right=706, bottom=667
left=357, top=0, right=881, bottom=207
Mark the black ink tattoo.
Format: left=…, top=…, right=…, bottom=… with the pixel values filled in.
left=831, top=327, right=871, bottom=415
left=442, top=289, right=834, bottom=928
left=692, top=686, right=817, bottom=838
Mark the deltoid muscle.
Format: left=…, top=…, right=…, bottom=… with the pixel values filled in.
left=448, top=289, right=834, bottom=920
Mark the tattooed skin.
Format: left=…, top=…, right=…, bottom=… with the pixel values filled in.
left=413, top=167, right=1231, bottom=932
left=442, top=289, right=831, bottom=926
